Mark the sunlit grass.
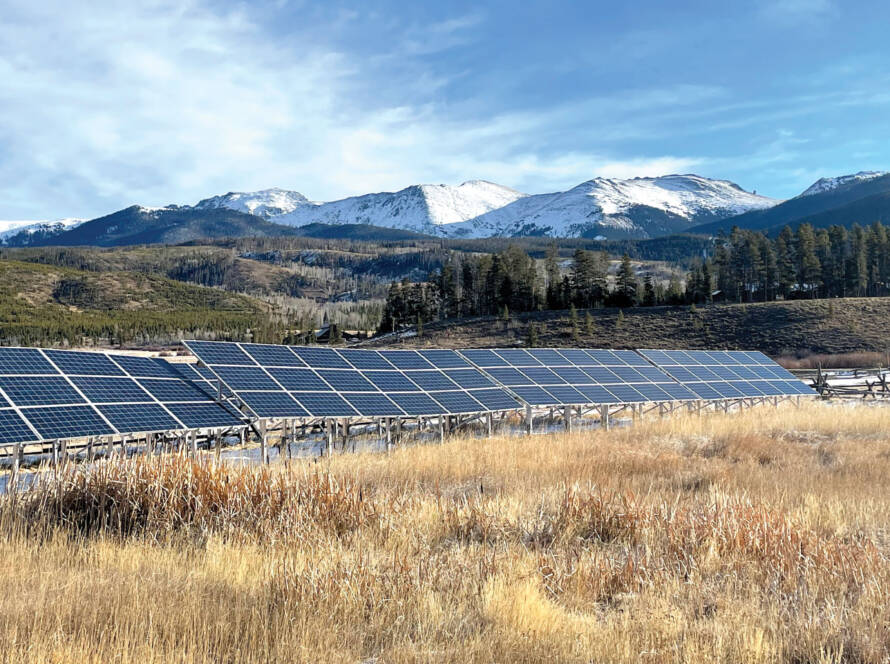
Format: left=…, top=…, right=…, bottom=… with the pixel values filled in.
left=1, top=401, right=889, bottom=663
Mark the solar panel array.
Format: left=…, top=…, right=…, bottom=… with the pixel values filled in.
left=183, top=342, right=522, bottom=419
left=458, top=348, right=701, bottom=406
left=637, top=350, right=814, bottom=399
left=0, top=341, right=816, bottom=448
left=0, top=348, right=246, bottom=446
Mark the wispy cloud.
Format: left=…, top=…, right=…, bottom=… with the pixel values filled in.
left=758, top=0, right=835, bottom=25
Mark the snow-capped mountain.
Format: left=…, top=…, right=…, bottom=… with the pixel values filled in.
left=445, top=174, right=778, bottom=238
left=798, top=171, right=889, bottom=198
left=273, top=180, right=528, bottom=236
left=0, top=218, right=83, bottom=245
left=194, top=188, right=312, bottom=219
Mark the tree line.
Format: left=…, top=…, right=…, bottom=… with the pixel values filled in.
left=378, top=220, right=890, bottom=333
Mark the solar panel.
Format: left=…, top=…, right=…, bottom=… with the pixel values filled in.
left=185, top=341, right=255, bottom=366
left=290, top=392, right=358, bottom=417
left=342, top=393, right=404, bottom=416
left=0, top=393, right=8, bottom=408
left=165, top=402, right=244, bottom=428
left=315, top=370, right=377, bottom=392
left=0, top=376, right=85, bottom=406
left=44, top=350, right=125, bottom=376
left=267, top=368, right=329, bottom=391
left=379, top=350, right=433, bottom=370
left=0, top=409, right=39, bottom=444
left=139, top=378, right=217, bottom=403
left=544, top=385, right=588, bottom=404
left=237, top=391, right=309, bottom=418
left=212, top=366, right=280, bottom=391
left=110, top=355, right=181, bottom=378
left=469, top=388, right=521, bottom=410
left=336, top=349, right=394, bottom=370
left=240, top=343, right=305, bottom=367
left=487, top=367, right=535, bottom=386
left=0, top=348, right=57, bottom=375
left=575, top=385, right=618, bottom=404
left=558, top=349, right=599, bottom=366
left=520, top=367, right=566, bottom=385
left=22, top=405, right=115, bottom=439
left=97, top=403, right=183, bottom=434
left=495, top=349, right=542, bottom=366
left=417, top=349, right=471, bottom=368
left=444, top=369, right=496, bottom=388
left=404, top=370, right=459, bottom=391
left=70, top=377, right=154, bottom=404
left=460, top=349, right=508, bottom=367
left=429, top=390, right=484, bottom=414
left=363, top=371, right=418, bottom=392
left=389, top=392, right=447, bottom=415
left=528, top=349, right=570, bottom=365
left=511, top=386, right=561, bottom=405
left=290, top=347, right=351, bottom=369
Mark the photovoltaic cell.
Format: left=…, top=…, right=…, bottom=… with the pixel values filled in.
left=111, top=355, right=181, bottom=379
left=528, top=349, right=570, bottom=365
left=444, top=369, right=495, bottom=388
left=404, top=370, right=458, bottom=391
left=418, top=349, right=471, bottom=368
left=342, top=393, right=403, bottom=416
left=495, top=349, right=541, bottom=366
left=212, top=366, right=280, bottom=391
left=363, top=371, right=418, bottom=392
left=0, top=348, right=57, bottom=375
left=185, top=341, right=255, bottom=366
left=139, top=379, right=216, bottom=403
left=290, top=347, right=351, bottom=369
left=290, top=392, right=358, bottom=417
left=389, top=392, right=447, bottom=415
left=97, top=403, right=183, bottom=434
left=511, top=386, right=561, bottom=405
left=544, top=385, right=588, bottom=404
left=575, top=385, right=618, bottom=404
left=379, top=350, right=433, bottom=370
left=240, top=343, right=305, bottom=367
left=469, top=388, right=521, bottom=410
left=429, top=390, right=484, bottom=414
left=520, top=367, right=566, bottom=385
left=0, top=376, right=85, bottom=406
left=315, top=370, right=377, bottom=392
left=71, top=377, right=153, bottom=403
left=485, top=368, right=534, bottom=386
left=237, top=391, right=309, bottom=418
left=44, top=350, right=124, bottom=376
left=0, top=409, right=38, bottom=443
left=23, top=405, right=115, bottom=439
left=165, top=402, right=244, bottom=428
left=336, top=349, right=393, bottom=370
left=461, top=349, right=509, bottom=367
left=267, top=368, right=329, bottom=391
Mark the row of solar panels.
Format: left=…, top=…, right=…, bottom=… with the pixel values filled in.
left=0, top=348, right=245, bottom=445
left=183, top=342, right=814, bottom=421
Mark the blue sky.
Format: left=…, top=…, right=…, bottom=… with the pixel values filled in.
left=2, top=0, right=889, bottom=220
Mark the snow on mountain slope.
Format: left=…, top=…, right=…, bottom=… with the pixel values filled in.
left=194, top=188, right=311, bottom=218
left=0, top=218, right=84, bottom=245
left=447, top=174, right=779, bottom=239
left=798, top=171, right=889, bottom=198
left=273, top=180, right=528, bottom=235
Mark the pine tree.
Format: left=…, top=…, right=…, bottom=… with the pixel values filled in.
left=614, top=254, right=638, bottom=307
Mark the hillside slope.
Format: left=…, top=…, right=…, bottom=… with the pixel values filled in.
left=691, top=172, right=890, bottom=235
left=370, top=298, right=890, bottom=355
left=0, top=259, right=272, bottom=346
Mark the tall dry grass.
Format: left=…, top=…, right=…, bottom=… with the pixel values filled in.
left=1, top=401, right=890, bottom=663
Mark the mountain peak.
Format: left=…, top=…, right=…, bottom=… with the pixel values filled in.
left=799, top=171, right=889, bottom=198
left=193, top=188, right=311, bottom=218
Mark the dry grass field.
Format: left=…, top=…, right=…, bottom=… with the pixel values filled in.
left=1, top=402, right=890, bottom=663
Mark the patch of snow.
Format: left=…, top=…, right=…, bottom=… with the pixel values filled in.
left=194, top=188, right=312, bottom=218
left=0, top=218, right=84, bottom=244
left=798, top=171, right=889, bottom=197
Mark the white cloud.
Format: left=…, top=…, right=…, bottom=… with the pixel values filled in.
left=0, top=0, right=706, bottom=219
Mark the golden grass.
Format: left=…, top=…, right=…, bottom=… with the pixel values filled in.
left=2, top=402, right=890, bottom=663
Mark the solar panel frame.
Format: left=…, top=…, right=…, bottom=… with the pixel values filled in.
left=0, top=348, right=58, bottom=375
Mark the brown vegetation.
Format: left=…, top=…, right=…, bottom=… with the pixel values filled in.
left=1, top=402, right=890, bottom=662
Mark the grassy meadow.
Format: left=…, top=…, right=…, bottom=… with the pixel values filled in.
left=1, top=401, right=889, bottom=662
